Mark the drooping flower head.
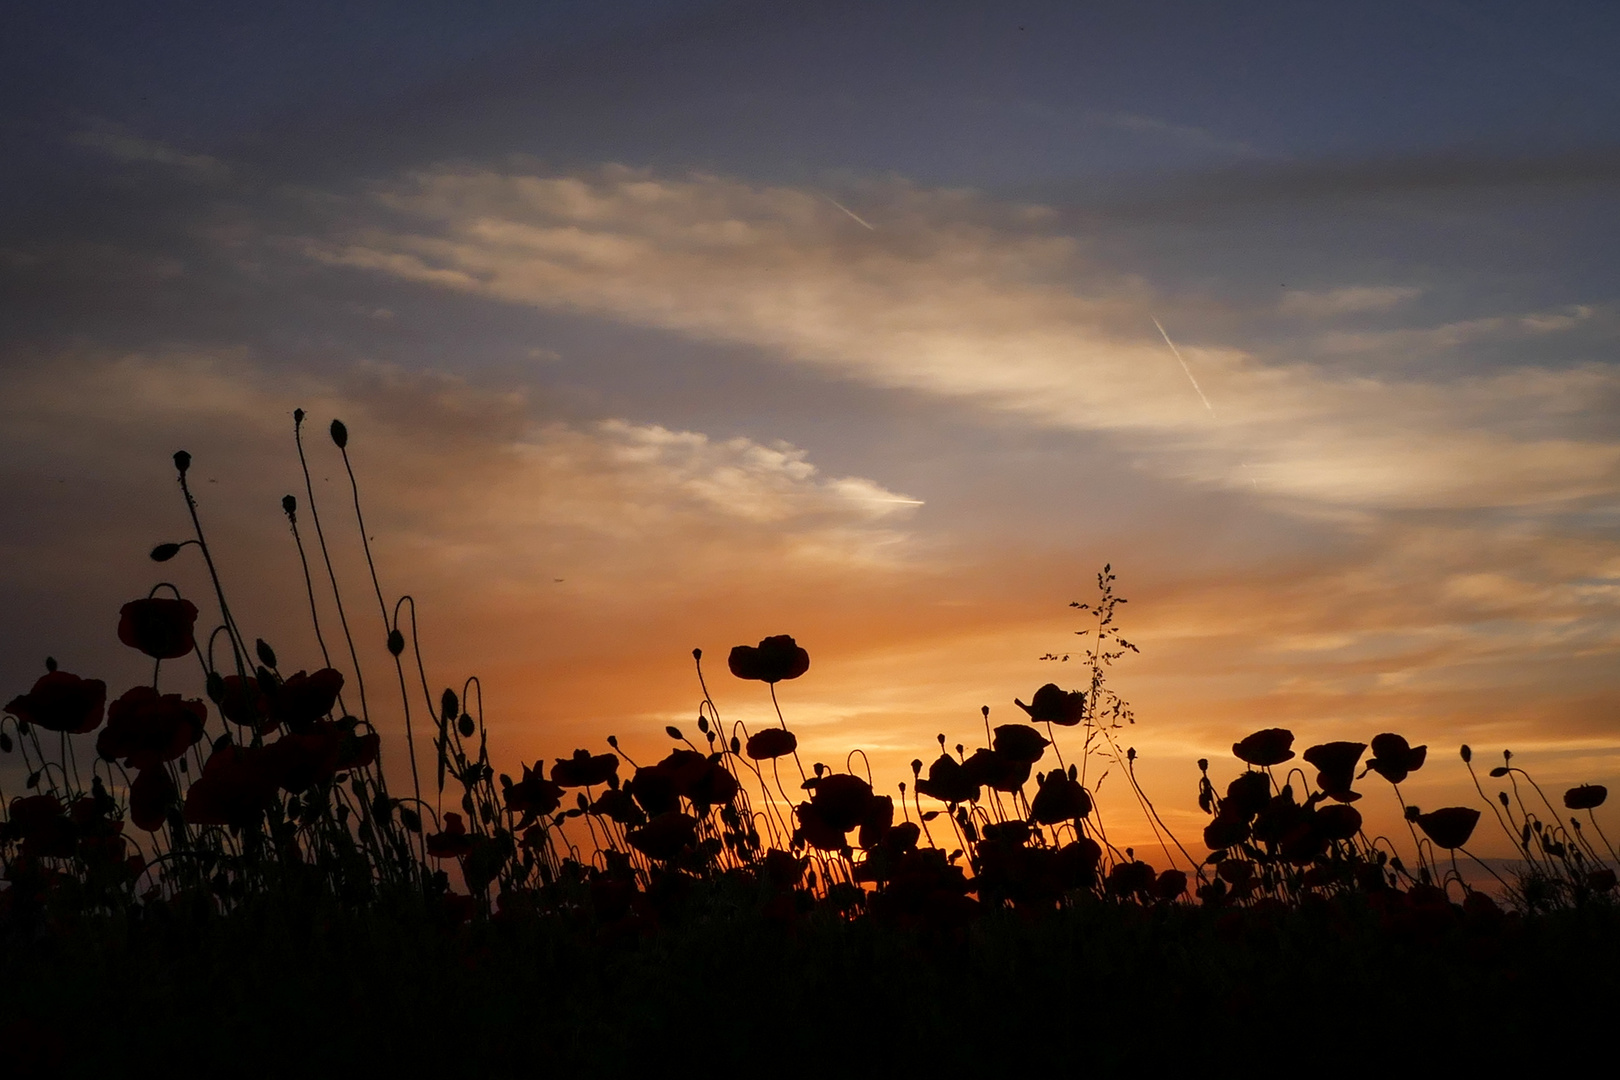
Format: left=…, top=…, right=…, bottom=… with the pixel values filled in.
left=1302, top=741, right=1366, bottom=802
left=1233, top=728, right=1295, bottom=767
left=1014, top=684, right=1085, bottom=727
left=5, top=670, right=106, bottom=734
left=1414, top=806, right=1481, bottom=849
left=96, top=686, right=206, bottom=770
left=727, top=635, right=810, bottom=684
left=117, top=597, right=199, bottom=660
left=1367, top=733, right=1428, bottom=785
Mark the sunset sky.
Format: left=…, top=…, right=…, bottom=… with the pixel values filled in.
left=4, top=1, right=1619, bottom=856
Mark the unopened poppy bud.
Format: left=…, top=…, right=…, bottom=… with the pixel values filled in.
left=981, top=705, right=990, bottom=717
left=173, top=450, right=191, bottom=474
left=387, top=629, right=405, bottom=656
left=692, top=647, right=702, bottom=661
left=400, top=808, right=422, bottom=833
left=665, top=725, right=683, bottom=741
left=457, top=714, right=475, bottom=738
left=255, top=638, right=277, bottom=669
left=1404, top=805, right=1421, bottom=821
left=606, top=735, right=618, bottom=747
left=0, top=733, right=11, bottom=753
left=911, top=758, right=922, bottom=776
left=697, top=716, right=709, bottom=734
left=330, top=419, right=348, bottom=448
left=441, top=688, right=459, bottom=721
left=44, top=656, right=57, bottom=672
left=205, top=671, right=225, bottom=703
left=813, top=762, right=825, bottom=777
left=150, top=543, right=182, bottom=562
left=1460, top=744, right=1472, bottom=762
left=281, top=495, right=296, bottom=518
left=729, top=735, right=740, bottom=754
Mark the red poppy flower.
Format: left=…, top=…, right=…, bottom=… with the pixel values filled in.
left=5, top=795, right=78, bottom=858
left=1056, top=838, right=1102, bottom=889
left=1030, top=771, right=1092, bottom=824
left=1232, top=728, right=1295, bottom=767
left=803, top=773, right=876, bottom=833
left=183, top=744, right=279, bottom=827
left=588, top=786, right=646, bottom=827
left=117, top=597, right=199, bottom=660
left=217, top=674, right=272, bottom=733
left=1302, top=741, right=1366, bottom=803
left=883, top=820, right=921, bottom=855
left=795, top=801, right=850, bottom=852
left=1313, top=802, right=1363, bottom=842
left=1251, top=791, right=1305, bottom=846
left=128, top=765, right=178, bottom=832
left=745, top=727, right=798, bottom=760
left=1154, top=869, right=1187, bottom=901
left=1014, top=683, right=1085, bottom=727
left=960, top=747, right=1030, bottom=793
left=857, top=794, right=895, bottom=850
left=502, top=763, right=563, bottom=823
left=550, top=748, right=619, bottom=788
left=627, top=763, right=680, bottom=817
left=683, top=756, right=740, bottom=810
left=1106, top=860, right=1157, bottom=898
left=1367, top=733, right=1427, bottom=785
left=334, top=725, right=379, bottom=770
left=426, top=811, right=476, bottom=859
left=4, top=670, right=107, bottom=734
left=914, top=753, right=980, bottom=805
left=991, top=724, right=1050, bottom=766
left=96, top=686, right=206, bottom=770
left=1414, top=806, right=1481, bottom=849
left=763, top=848, right=808, bottom=888
left=1224, top=771, right=1272, bottom=820
left=267, top=668, right=344, bottom=734
left=263, top=726, right=344, bottom=792
left=625, top=811, right=698, bottom=861
left=726, top=635, right=810, bottom=683
left=1588, top=868, right=1617, bottom=892
left=1564, top=784, right=1608, bottom=810
left=1203, top=810, right=1250, bottom=851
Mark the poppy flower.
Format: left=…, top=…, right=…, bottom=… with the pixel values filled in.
left=1302, top=741, right=1366, bottom=803
left=183, top=744, right=279, bottom=827
left=1251, top=791, right=1305, bottom=846
left=626, top=811, right=698, bottom=862
left=763, top=848, right=808, bottom=888
left=802, top=773, right=875, bottom=833
left=1588, top=868, right=1617, bottom=892
left=1564, top=784, right=1608, bottom=810
left=727, top=635, right=810, bottom=683
left=117, top=597, right=199, bottom=660
left=684, top=756, right=740, bottom=810
left=1203, top=809, right=1250, bottom=851
left=883, top=820, right=921, bottom=855
left=1223, top=771, right=1272, bottom=820
left=745, top=727, right=798, bottom=760
left=1367, top=733, right=1428, bottom=785
left=960, top=747, right=1030, bottom=793
left=1313, top=802, right=1363, bottom=842
left=96, top=686, right=206, bottom=770
left=1056, top=838, right=1102, bottom=889
left=426, top=812, right=476, bottom=859
left=1414, top=806, right=1481, bottom=849
left=1029, top=771, right=1092, bottom=824
left=503, top=764, right=564, bottom=823
left=217, top=674, right=272, bottom=733
left=992, top=724, right=1050, bottom=766
left=5, top=795, right=77, bottom=858
left=588, top=786, right=646, bottom=827
left=334, top=725, right=379, bottom=770
left=1233, top=728, right=1295, bottom=767
left=1154, top=869, right=1188, bottom=901
left=8, top=670, right=108, bottom=737
left=857, top=794, right=895, bottom=850
left=267, top=668, right=344, bottom=734
left=263, top=726, right=344, bottom=792
left=1014, top=683, right=1086, bottom=727
left=1106, top=860, right=1157, bottom=898
left=914, top=753, right=980, bottom=805
left=627, top=764, right=680, bottom=817
left=128, top=765, right=177, bottom=832
left=550, top=748, right=619, bottom=788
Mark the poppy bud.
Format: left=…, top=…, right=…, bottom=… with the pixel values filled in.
left=281, top=495, right=296, bottom=518
left=607, top=735, right=618, bottom=747
left=457, top=714, right=475, bottom=739
left=1197, top=758, right=1209, bottom=772
left=0, top=732, right=11, bottom=753
left=294, top=408, right=305, bottom=424
left=399, top=808, right=422, bottom=833
left=666, top=725, right=683, bottom=741
left=387, top=629, right=405, bottom=656
left=1460, top=744, right=1472, bottom=762
left=697, top=716, right=709, bottom=734
left=692, top=647, right=702, bottom=661
left=150, top=543, right=182, bottom=562
left=45, top=656, right=56, bottom=672
left=911, top=758, right=923, bottom=776
left=441, top=688, right=459, bottom=721
left=206, top=671, right=225, bottom=703
left=173, top=450, right=191, bottom=474
left=330, top=419, right=348, bottom=448
left=729, top=736, right=740, bottom=754
left=1489, top=766, right=1509, bottom=777
left=255, top=638, right=278, bottom=669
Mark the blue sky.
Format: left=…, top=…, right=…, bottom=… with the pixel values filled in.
left=4, top=1, right=1618, bottom=849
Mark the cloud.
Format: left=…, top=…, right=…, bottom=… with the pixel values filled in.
left=1279, top=285, right=1423, bottom=318
left=69, top=129, right=230, bottom=182
left=301, top=164, right=1620, bottom=513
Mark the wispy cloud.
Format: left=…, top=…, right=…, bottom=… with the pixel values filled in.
left=69, top=129, right=230, bottom=182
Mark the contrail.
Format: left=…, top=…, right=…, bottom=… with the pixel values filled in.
left=1151, top=315, right=1214, bottom=415
left=821, top=193, right=876, bottom=231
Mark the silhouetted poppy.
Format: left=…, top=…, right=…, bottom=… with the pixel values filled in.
left=1203, top=809, right=1250, bottom=850
left=991, top=723, right=1049, bottom=765
left=794, top=800, right=849, bottom=852
left=5, top=795, right=77, bottom=858
left=1366, top=733, right=1427, bottom=785
left=267, top=668, right=344, bottom=733
left=218, top=674, right=271, bottom=733
left=1415, top=806, right=1481, bottom=849
left=857, top=794, right=895, bottom=850
left=117, top=597, right=199, bottom=660
left=1055, top=838, right=1102, bottom=889
left=550, top=748, right=619, bottom=788
left=727, top=635, right=810, bottom=683
left=883, top=820, right=921, bottom=855
left=128, top=765, right=177, bottom=832
left=334, top=724, right=379, bottom=770
left=626, top=811, right=698, bottom=861
left=1564, top=784, right=1607, bottom=810
left=1251, top=790, right=1305, bottom=846
left=745, top=727, right=798, bottom=760
left=503, top=764, right=564, bottom=823
left=1030, top=771, right=1092, bottom=824
left=264, top=726, right=344, bottom=792
left=1154, top=869, right=1187, bottom=901
left=183, top=744, right=279, bottom=827
left=1588, top=868, right=1617, bottom=892
left=1233, top=728, right=1295, bottom=767
left=1224, top=771, right=1272, bottom=820
left=96, top=686, right=206, bottom=770
left=1106, top=860, right=1157, bottom=898
left=1313, top=802, right=1363, bottom=842
left=627, top=763, right=680, bottom=817
left=803, top=773, right=875, bottom=832
left=426, top=812, right=476, bottom=859
left=763, top=848, right=808, bottom=888
left=5, top=670, right=107, bottom=734
left=914, top=753, right=980, bottom=805
left=1303, top=741, right=1365, bottom=802
left=960, top=747, right=1030, bottom=793
left=588, top=786, right=646, bottom=827
left=1014, top=683, right=1085, bottom=727
left=683, top=755, right=740, bottom=810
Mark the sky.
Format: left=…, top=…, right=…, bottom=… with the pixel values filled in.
left=3, top=0, right=1619, bottom=857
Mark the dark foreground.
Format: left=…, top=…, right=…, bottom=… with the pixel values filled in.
left=5, top=886, right=1616, bottom=1076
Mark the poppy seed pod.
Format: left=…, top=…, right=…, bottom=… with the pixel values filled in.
left=173, top=450, right=191, bottom=474
left=330, top=419, right=348, bottom=448
left=150, top=543, right=182, bottom=562
left=281, top=494, right=296, bottom=518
